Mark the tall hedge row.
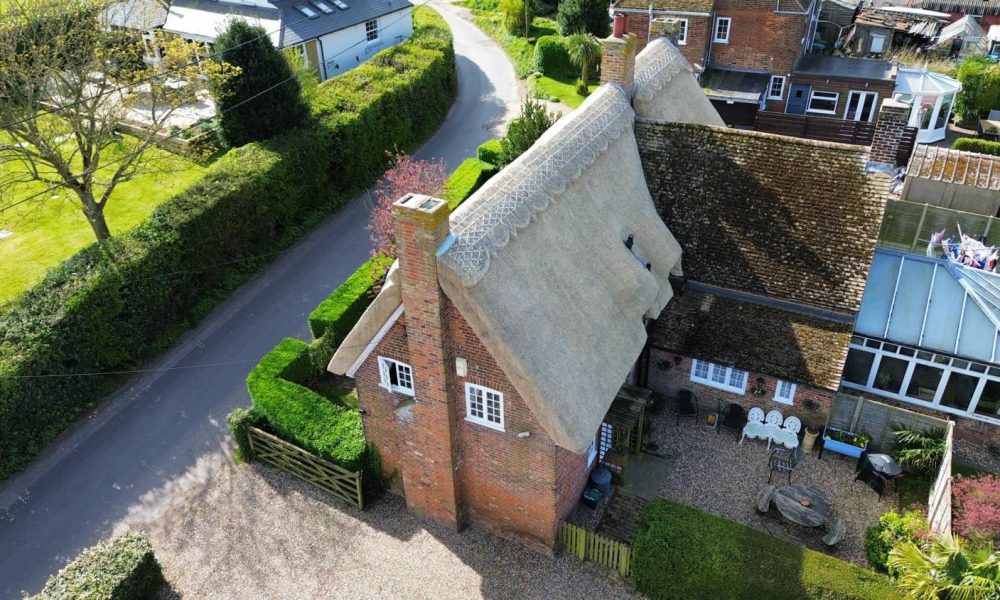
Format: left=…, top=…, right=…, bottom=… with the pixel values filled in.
left=309, top=255, right=393, bottom=339
left=0, top=8, right=455, bottom=480
left=952, top=137, right=1000, bottom=157
left=32, top=533, right=164, bottom=600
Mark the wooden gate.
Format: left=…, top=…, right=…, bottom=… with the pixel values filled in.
left=248, top=426, right=364, bottom=509
left=559, top=522, right=632, bottom=577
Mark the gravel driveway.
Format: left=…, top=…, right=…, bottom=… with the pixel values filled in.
left=125, top=459, right=640, bottom=600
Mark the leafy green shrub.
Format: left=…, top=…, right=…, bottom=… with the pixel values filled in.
left=500, top=0, right=531, bottom=35
left=533, top=35, right=574, bottom=78
left=893, top=427, right=946, bottom=475
left=0, top=8, right=455, bottom=481
left=32, top=533, right=164, bottom=600
left=633, top=500, right=902, bottom=600
left=556, top=0, right=610, bottom=37
left=956, top=56, right=1000, bottom=125
left=247, top=339, right=366, bottom=471
left=308, top=255, right=393, bottom=339
left=952, top=137, right=1000, bottom=157
left=863, top=509, right=927, bottom=573
left=476, top=139, right=504, bottom=165
left=227, top=406, right=266, bottom=462
left=500, top=98, right=558, bottom=165
left=442, top=158, right=499, bottom=208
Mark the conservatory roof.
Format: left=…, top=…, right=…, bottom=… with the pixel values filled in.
left=855, top=249, right=1000, bottom=363
left=895, top=67, right=962, bottom=96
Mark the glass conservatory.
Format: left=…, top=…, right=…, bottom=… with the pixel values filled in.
left=893, top=68, right=962, bottom=144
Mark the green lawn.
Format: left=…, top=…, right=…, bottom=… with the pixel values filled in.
left=532, top=74, right=599, bottom=108
left=0, top=142, right=210, bottom=304
left=632, top=500, right=902, bottom=600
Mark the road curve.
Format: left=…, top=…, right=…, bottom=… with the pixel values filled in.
left=0, top=5, right=519, bottom=596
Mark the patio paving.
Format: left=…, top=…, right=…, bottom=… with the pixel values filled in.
left=642, top=406, right=895, bottom=566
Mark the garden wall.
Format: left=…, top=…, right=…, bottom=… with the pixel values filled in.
left=0, top=8, right=456, bottom=481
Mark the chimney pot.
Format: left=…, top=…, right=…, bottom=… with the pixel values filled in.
left=613, top=13, right=627, bottom=38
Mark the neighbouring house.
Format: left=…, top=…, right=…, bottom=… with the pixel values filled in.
left=839, top=7, right=947, bottom=57
left=917, top=0, right=1000, bottom=31
left=139, top=0, right=412, bottom=80
left=778, top=54, right=896, bottom=121
left=902, top=145, right=1000, bottom=215
left=843, top=247, right=1000, bottom=448
left=328, top=20, right=892, bottom=551
left=106, top=0, right=170, bottom=61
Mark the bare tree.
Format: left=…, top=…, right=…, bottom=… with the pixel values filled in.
left=0, top=0, right=236, bottom=242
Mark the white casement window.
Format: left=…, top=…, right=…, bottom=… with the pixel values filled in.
left=767, top=76, right=785, bottom=100
left=365, top=18, right=379, bottom=42
left=690, top=359, right=748, bottom=394
left=713, top=17, right=731, bottom=43
left=676, top=18, right=689, bottom=45
left=806, top=90, right=839, bottom=115
left=774, top=380, right=797, bottom=405
left=377, top=357, right=414, bottom=396
left=465, top=383, right=505, bottom=431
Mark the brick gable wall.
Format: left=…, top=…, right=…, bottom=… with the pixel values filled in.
left=354, top=301, right=593, bottom=551
left=709, top=7, right=809, bottom=75
left=618, top=11, right=712, bottom=66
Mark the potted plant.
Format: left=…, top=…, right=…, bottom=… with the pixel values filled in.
left=822, top=426, right=870, bottom=458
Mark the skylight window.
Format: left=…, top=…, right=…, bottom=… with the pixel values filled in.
left=311, top=0, right=334, bottom=13
left=295, top=3, right=319, bottom=17
left=333, top=0, right=349, bottom=9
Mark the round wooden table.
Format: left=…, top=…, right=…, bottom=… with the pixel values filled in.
left=773, top=485, right=832, bottom=527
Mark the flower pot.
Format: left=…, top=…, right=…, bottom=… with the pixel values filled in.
left=802, top=427, right=819, bottom=453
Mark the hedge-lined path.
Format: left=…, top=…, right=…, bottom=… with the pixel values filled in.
left=0, top=4, right=520, bottom=595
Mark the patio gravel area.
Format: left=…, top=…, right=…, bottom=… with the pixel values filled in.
left=120, top=457, right=641, bottom=599
left=647, top=408, right=892, bottom=566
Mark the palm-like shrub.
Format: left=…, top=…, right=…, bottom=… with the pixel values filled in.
left=894, top=427, right=947, bottom=475
left=564, top=33, right=601, bottom=96
left=889, top=535, right=1000, bottom=600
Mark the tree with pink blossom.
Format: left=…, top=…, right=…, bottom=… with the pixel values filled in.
left=954, top=474, right=1000, bottom=542
left=368, top=152, right=447, bottom=258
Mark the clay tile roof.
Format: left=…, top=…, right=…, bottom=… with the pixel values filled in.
left=613, top=0, right=714, bottom=13
left=650, top=290, right=854, bottom=391
left=634, top=123, right=889, bottom=315
left=907, top=145, right=1000, bottom=190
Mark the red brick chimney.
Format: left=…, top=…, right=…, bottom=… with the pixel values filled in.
left=392, top=193, right=463, bottom=530
left=868, top=98, right=911, bottom=171
left=601, top=14, right=639, bottom=92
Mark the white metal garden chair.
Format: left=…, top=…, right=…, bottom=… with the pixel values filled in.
left=773, top=416, right=801, bottom=450
left=763, top=410, right=784, bottom=449
left=740, top=407, right=766, bottom=445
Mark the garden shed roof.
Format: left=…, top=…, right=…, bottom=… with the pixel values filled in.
left=635, top=122, right=889, bottom=315
left=907, top=145, right=1000, bottom=191
left=650, top=288, right=854, bottom=390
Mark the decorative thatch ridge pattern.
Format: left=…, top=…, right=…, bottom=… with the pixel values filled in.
left=634, top=38, right=691, bottom=102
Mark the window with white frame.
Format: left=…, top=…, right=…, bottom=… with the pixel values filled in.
left=713, top=17, right=731, bottom=43
left=465, top=383, right=504, bottom=431
left=676, top=18, right=689, bottom=45
left=806, top=90, right=839, bottom=115
left=377, top=357, right=414, bottom=396
left=774, top=380, right=796, bottom=405
left=767, top=76, right=785, bottom=100
left=365, top=18, right=379, bottom=42
left=690, top=359, right=748, bottom=394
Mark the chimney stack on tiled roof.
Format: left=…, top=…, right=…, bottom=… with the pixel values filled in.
left=391, top=193, right=464, bottom=530
left=601, top=14, right=639, bottom=93
left=868, top=98, right=911, bottom=171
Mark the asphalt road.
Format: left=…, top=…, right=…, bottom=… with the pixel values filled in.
left=0, top=4, right=519, bottom=596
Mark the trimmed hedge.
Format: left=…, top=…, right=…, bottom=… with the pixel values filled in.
left=952, top=137, right=1000, bottom=157
left=632, top=500, right=902, bottom=600
left=32, top=533, right=164, bottom=600
left=533, top=35, right=574, bottom=79
left=246, top=338, right=366, bottom=471
left=442, top=158, right=498, bottom=208
left=0, top=7, right=455, bottom=481
left=308, top=255, right=393, bottom=339
left=476, top=139, right=504, bottom=165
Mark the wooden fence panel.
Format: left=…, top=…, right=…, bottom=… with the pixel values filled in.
left=248, top=427, right=364, bottom=509
left=756, top=112, right=876, bottom=145
left=829, top=394, right=949, bottom=452
left=559, top=522, right=632, bottom=577
left=928, top=423, right=954, bottom=538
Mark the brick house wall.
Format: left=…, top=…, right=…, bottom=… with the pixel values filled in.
left=710, top=0, right=812, bottom=74
left=646, top=349, right=836, bottom=431
left=765, top=73, right=896, bottom=115
left=617, top=10, right=712, bottom=66
left=354, top=301, right=594, bottom=552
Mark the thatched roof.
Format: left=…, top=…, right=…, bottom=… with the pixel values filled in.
left=633, top=38, right=725, bottom=126
left=613, top=0, right=714, bottom=12
left=437, top=84, right=683, bottom=452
